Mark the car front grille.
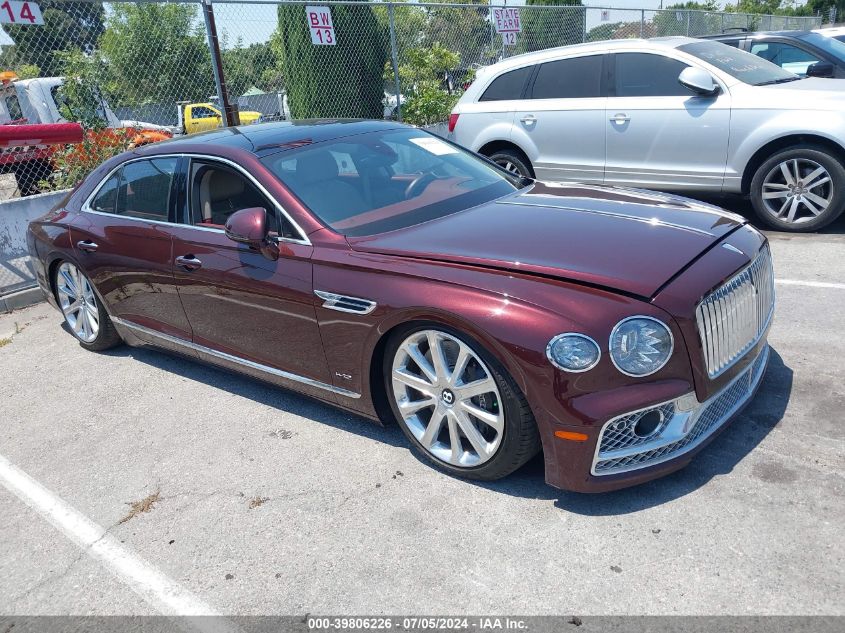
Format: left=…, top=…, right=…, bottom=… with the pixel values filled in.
left=696, top=246, right=775, bottom=379
left=593, top=345, right=769, bottom=475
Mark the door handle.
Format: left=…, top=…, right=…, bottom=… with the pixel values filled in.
left=520, top=115, right=537, bottom=125
left=76, top=240, right=98, bottom=253
left=175, top=255, right=202, bottom=271
left=610, top=113, right=631, bottom=124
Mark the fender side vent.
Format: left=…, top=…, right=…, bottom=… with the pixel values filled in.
left=314, top=290, right=377, bottom=315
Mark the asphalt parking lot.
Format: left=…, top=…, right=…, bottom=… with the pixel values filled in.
left=1, top=206, right=843, bottom=619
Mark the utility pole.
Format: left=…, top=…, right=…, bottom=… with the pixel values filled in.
left=201, top=0, right=239, bottom=127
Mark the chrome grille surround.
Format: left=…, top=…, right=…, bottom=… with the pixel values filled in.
left=592, top=345, right=769, bottom=476
left=696, top=246, right=775, bottom=379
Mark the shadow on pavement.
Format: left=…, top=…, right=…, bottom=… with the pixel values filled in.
left=99, top=343, right=409, bottom=448
left=468, top=348, right=794, bottom=514
left=99, top=337, right=792, bottom=514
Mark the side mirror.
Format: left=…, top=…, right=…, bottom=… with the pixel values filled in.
left=224, top=207, right=279, bottom=261
left=678, top=67, right=720, bottom=96
left=806, top=61, right=834, bottom=78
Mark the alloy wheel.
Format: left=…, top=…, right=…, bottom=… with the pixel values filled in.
left=761, top=158, right=833, bottom=225
left=391, top=329, right=504, bottom=467
left=494, top=158, right=522, bottom=175
left=56, top=262, right=99, bottom=343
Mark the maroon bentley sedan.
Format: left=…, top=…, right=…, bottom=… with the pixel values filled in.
left=27, top=120, right=774, bottom=492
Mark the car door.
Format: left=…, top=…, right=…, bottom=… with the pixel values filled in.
left=187, top=105, right=221, bottom=133
left=604, top=51, right=730, bottom=191
left=168, top=157, right=335, bottom=397
left=512, top=54, right=606, bottom=183
left=69, top=156, right=193, bottom=341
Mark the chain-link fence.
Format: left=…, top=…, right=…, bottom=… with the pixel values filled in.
left=0, top=0, right=824, bottom=200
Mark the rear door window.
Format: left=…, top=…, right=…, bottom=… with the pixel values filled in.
left=530, top=55, right=603, bottom=99
left=90, top=170, right=121, bottom=214
left=479, top=66, right=532, bottom=101
left=614, top=53, right=691, bottom=97
left=114, top=158, right=177, bottom=222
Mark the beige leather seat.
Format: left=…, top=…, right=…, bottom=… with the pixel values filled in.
left=293, top=150, right=367, bottom=222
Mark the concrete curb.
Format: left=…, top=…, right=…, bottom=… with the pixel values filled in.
left=0, top=286, right=44, bottom=313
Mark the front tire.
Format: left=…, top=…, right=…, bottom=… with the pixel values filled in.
left=384, top=324, right=540, bottom=481
left=750, top=146, right=845, bottom=232
left=54, top=262, right=122, bottom=351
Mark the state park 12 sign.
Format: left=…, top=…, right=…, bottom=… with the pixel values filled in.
left=491, top=7, right=521, bottom=47
left=0, top=1, right=43, bottom=25
left=306, top=5, right=336, bottom=46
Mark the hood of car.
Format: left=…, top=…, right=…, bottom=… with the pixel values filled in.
left=347, top=183, right=745, bottom=299
left=748, top=77, right=845, bottom=110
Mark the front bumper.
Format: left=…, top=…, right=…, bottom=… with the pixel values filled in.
left=542, top=342, right=769, bottom=493
left=592, top=344, right=768, bottom=476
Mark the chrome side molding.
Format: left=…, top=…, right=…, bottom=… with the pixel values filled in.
left=111, top=317, right=361, bottom=399
left=314, top=290, right=377, bottom=315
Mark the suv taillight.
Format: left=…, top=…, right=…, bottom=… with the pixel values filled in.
left=448, top=113, right=459, bottom=133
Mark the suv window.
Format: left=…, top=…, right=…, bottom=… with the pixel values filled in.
left=750, top=41, right=821, bottom=76
left=614, top=53, right=691, bottom=97
left=531, top=55, right=602, bottom=99
left=479, top=66, right=532, bottom=101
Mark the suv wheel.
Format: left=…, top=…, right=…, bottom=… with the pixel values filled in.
left=750, top=146, right=845, bottom=232
left=487, top=148, right=534, bottom=179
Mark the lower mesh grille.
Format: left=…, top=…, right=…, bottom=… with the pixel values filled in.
left=593, top=346, right=769, bottom=475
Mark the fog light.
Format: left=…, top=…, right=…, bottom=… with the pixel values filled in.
left=633, top=409, right=663, bottom=438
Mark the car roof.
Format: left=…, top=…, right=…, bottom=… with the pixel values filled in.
left=150, top=119, right=407, bottom=157
left=477, top=36, right=699, bottom=73
left=704, top=30, right=813, bottom=39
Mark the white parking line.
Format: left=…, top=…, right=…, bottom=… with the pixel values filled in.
left=775, top=279, right=845, bottom=290
left=0, top=453, right=238, bottom=633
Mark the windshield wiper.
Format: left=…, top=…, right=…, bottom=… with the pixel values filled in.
left=755, top=76, right=803, bottom=86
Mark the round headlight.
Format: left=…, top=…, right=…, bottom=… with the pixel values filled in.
left=609, top=316, right=673, bottom=377
left=546, top=333, right=601, bottom=372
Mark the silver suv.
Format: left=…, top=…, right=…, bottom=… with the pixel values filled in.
left=450, top=37, right=845, bottom=232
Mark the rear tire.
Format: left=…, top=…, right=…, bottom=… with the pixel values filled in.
left=384, top=323, right=540, bottom=481
left=749, top=146, right=845, bottom=232
left=54, top=261, right=122, bottom=351
left=487, top=148, right=534, bottom=179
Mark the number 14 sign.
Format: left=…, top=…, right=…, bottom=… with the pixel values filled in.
left=0, top=1, right=44, bottom=25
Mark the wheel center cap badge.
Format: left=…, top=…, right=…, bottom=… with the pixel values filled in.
left=441, top=389, right=455, bottom=406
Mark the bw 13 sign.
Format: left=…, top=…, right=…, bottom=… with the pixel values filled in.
left=491, top=7, right=520, bottom=47
left=306, top=5, right=335, bottom=45
left=0, top=1, right=44, bottom=25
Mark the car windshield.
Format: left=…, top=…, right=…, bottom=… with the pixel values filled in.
left=797, top=31, right=845, bottom=61
left=679, top=40, right=800, bottom=86
left=261, top=128, right=523, bottom=237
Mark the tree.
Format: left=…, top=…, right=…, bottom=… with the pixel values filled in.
left=4, top=1, right=105, bottom=77
left=652, top=2, right=721, bottom=37
left=423, top=0, right=492, bottom=67
left=222, top=41, right=281, bottom=97
left=520, top=0, right=585, bottom=53
left=99, top=4, right=214, bottom=108
left=272, top=1, right=388, bottom=118
left=395, top=43, right=461, bottom=125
